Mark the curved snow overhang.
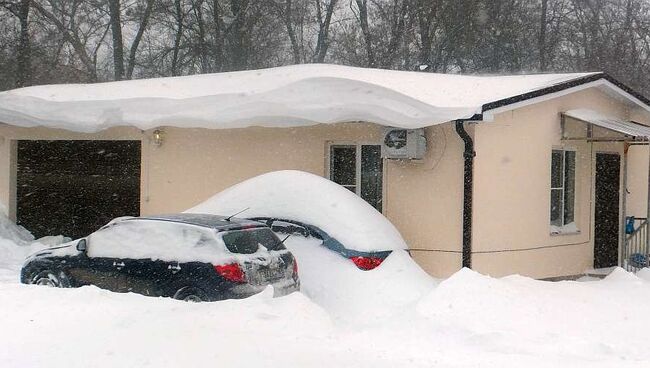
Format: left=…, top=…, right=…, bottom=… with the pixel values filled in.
left=479, top=73, right=650, bottom=122
left=0, top=65, right=645, bottom=132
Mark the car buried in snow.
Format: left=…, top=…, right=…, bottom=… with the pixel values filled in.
left=251, top=217, right=392, bottom=271
left=20, top=214, right=300, bottom=302
left=186, top=170, right=412, bottom=272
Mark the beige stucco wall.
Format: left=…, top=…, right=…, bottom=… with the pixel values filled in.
left=472, top=88, right=631, bottom=278
left=0, top=122, right=465, bottom=278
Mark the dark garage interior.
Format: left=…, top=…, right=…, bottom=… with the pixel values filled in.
left=16, top=140, right=141, bottom=239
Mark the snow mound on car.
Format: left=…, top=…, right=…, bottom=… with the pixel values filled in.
left=187, top=170, right=408, bottom=252
left=284, top=236, right=434, bottom=323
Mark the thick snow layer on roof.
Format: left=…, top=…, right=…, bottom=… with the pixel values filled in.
left=0, top=64, right=596, bottom=132
left=186, top=170, right=408, bottom=252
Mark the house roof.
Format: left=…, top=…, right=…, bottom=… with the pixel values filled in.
left=0, top=64, right=645, bottom=133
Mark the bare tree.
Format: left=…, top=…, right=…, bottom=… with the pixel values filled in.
left=313, top=0, right=337, bottom=63
left=1, top=0, right=31, bottom=87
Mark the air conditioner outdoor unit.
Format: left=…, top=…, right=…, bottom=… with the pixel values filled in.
left=381, top=127, right=427, bottom=159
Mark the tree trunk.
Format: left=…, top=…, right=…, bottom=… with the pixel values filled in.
left=126, top=0, right=155, bottom=79
left=194, top=0, right=209, bottom=73
left=212, top=0, right=224, bottom=71
left=283, top=0, right=301, bottom=63
left=355, top=0, right=375, bottom=67
left=313, top=0, right=337, bottom=63
left=416, top=0, right=433, bottom=69
left=229, top=0, right=249, bottom=70
left=381, top=0, right=408, bottom=68
left=171, top=0, right=184, bottom=76
left=539, top=0, right=548, bottom=71
left=15, top=0, right=31, bottom=87
left=108, top=0, right=125, bottom=80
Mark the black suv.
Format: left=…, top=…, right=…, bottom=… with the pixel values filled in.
left=21, top=214, right=300, bottom=302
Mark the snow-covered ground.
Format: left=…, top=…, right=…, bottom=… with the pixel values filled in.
left=3, top=206, right=650, bottom=367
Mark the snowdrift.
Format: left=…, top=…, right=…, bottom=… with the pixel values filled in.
left=0, top=201, right=67, bottom=282
left=3, top=266, right=650, bottom=367
left=0, top=64, right=595, bottom=132
left=187, top=170, right=407, bottom=252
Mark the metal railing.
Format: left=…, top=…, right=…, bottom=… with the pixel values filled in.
left=624, top=219, right=649, bottom=272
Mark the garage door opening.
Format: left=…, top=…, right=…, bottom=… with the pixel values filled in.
left=16, top=140, right=141, bottom=239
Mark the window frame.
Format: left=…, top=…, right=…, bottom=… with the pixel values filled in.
left=326, top=141, right=385, bottom=212
left=550, top=147, right=577, bottom=231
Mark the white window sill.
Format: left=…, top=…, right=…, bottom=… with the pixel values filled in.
left=550, top=224, right=581, bottom=236
left=550, top=229, right=581, bottom=236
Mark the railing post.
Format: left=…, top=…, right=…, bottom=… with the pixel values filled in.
left=621, top=144, right=629, bottom=267
left=646, top=143, right=650, bottom=257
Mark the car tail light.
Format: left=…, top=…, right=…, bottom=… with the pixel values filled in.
left=349, top=256, right=384, bottom=271
left=292, top=259, right=299, bottom=276
left=214, top=263, right=246, bottom=283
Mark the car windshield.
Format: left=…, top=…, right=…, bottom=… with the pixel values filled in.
left=221, top=227, right=284, bottom=254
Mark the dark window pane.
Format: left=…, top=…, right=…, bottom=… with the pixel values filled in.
left=222, top=228, right=281, bottom=254
left=551, top=150, right=563, bottom=188
left=330, top=146, right=356, bottom=186
left=563, top=151, right=576, bottom=224
left=550, top=189, right=562, bottom=226
left=361, top=145, right=383, bottom=212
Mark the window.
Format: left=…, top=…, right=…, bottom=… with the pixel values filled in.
left=550, top=149, right=576, bottom=229
left=329, top=144, right=383, bottom=211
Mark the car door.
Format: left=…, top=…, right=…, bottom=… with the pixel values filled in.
left=65, top=236, right=121, bottom=291
left=119, top=221, right=209, bottom=297
left=83, top=222, right=143, bottom=292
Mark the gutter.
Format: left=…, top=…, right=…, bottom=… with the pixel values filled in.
left=455, top=121, right=475, bottom=269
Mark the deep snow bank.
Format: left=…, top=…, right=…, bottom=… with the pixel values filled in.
left=417, top=268, right=650, bottom=362
left=187, top=170, right=407, bottom=252
left=3, top=267, right=650, bottom=367
left=0, top=202, right=66, bottom=282
left=0, top=64, right=595, bottom=132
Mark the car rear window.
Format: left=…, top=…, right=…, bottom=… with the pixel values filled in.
left=221, top=228, right=284, bottom=254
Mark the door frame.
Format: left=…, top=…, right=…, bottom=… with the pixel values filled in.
left=593, top=151, right=623, bottom=268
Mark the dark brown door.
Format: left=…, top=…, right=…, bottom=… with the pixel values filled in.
left=594, top=153, right=621, bottom=268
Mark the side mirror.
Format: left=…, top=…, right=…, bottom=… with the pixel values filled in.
left=76, top=239, right=87, bottom=253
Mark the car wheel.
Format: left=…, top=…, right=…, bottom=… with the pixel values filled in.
left=30, top=270, right=70, bottom=288
left=173, top=286, right=208, bottom=302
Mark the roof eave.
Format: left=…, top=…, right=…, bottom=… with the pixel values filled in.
left=478, top=73, right=650, bottom=122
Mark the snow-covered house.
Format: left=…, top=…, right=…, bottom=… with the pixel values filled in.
left=1, top=64, right=650, bottom=279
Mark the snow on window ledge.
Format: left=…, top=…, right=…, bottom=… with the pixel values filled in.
left=550, top=222, right=580, bottom=236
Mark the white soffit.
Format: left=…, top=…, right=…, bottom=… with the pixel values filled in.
left=563, top=108, right=650, bottom=139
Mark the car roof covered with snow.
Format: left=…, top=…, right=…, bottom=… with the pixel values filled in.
left=1, top=63, right=638, bottom=133
left=186, top=170, right=408, bottom=252
left=124, top=214, right=265, bottom=232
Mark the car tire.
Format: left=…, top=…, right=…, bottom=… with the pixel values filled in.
left=30, top=270, right=71, bottom=288
left=173, top=286, right=208, bottom=302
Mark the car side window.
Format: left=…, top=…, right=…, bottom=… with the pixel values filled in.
left=270, top=220, right=310, bottom=237
left=87, top=220, right=222, bottom=262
